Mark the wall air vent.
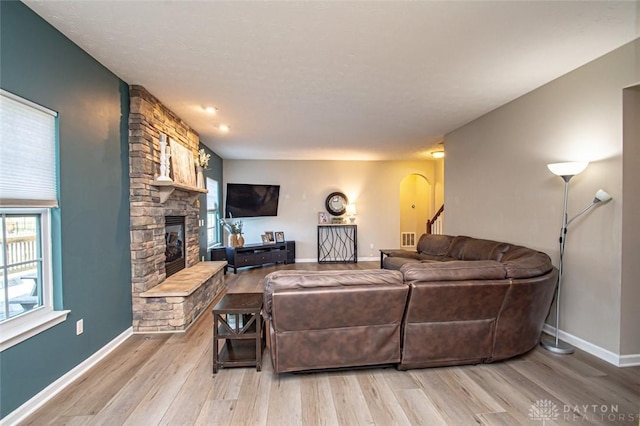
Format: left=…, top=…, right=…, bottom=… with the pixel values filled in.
left=401, top=232, right=416, bottom=248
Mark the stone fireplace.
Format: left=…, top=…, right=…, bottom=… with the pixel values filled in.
left=128, top=85, right=224, bottom=332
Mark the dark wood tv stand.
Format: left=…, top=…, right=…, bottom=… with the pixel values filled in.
left=225, top=241, right=295, bottom=274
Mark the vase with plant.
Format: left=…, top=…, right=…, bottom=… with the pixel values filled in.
left=219, top=216, right=244, bottom=247
left=194, top=148, right=211, bottom=188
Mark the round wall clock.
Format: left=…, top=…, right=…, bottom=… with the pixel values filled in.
left=325, top=192, right=348, bottom=216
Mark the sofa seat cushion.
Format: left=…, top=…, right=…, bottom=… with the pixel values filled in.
left=383, top=256, right=420, bottom=270
left=418, top=254, right=456, bottom=262
left=416, top=234, right=455, bottom=256
left=386, top=249, right=420, bottom=259
left=446, top=236, right=511, bottom=261
left=400, top=260, right=507, bottom=282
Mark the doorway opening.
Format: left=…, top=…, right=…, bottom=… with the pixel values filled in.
left=399, top=174, right=431, bottom=248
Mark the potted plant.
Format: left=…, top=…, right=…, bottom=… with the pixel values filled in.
left=219, top=216, right=244, bottom=247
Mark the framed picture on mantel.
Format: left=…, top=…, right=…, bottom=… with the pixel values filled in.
left=169, top=138, right=196, bottom=186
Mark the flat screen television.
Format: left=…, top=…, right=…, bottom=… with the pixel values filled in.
left=225, top=183, right=280, bottom=218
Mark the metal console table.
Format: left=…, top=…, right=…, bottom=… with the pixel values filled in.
left=317, top=224, right=357, bottom=263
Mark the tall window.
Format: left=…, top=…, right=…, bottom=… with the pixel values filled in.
left=1, top=210, right=50, bottom=320
left=0, top=89, right=65, bottom=351
left=206, top=177, right=221, bottom=248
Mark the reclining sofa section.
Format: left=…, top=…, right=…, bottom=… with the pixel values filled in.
left=385, top=234, right=558, bottom=370
left=263, top=269, right=408, bottom=374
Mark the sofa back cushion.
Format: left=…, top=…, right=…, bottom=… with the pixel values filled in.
left=400, top=260, right=507, bottom=282
left=446, top=236, right=511, bottom=261
left=501, top=245, right=554, bottom=278
left=263, top=269, right=405, bottom=320
left=416, top=234, right=455, bottom=256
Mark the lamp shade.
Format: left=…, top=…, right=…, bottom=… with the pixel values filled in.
left=547, top=161, right=589, bottom=177
left=594, top=189, right=612, bottom=202
left=346, top=203, right=357, bottom=216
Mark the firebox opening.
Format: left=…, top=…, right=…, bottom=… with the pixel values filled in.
left=165, top=216, right=185, bottom=277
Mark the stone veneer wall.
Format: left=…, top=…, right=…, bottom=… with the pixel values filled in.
left=129, top=85, right=202, bottom=332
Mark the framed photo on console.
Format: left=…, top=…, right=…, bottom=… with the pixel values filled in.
left=318, top=212, right=329, bottom=224
left=275, top=232, right=285, bottom=243
left=264, top=231, right=275, bottom=243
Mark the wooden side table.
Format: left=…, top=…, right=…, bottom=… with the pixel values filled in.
left=212, top=293, right=264, bottom=373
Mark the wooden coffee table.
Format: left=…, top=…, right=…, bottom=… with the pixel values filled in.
left=212, top=292, right=265, bottom=373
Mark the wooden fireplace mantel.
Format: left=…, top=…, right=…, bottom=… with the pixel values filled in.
left=151, top=180, right=207, bottom=203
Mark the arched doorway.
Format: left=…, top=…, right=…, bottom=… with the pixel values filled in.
left=399, top=174, right=431, bottom=248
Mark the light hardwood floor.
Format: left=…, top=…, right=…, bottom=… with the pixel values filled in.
left=21, top=262, right=640, bottom=425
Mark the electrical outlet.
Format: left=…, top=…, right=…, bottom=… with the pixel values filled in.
left=76, top=319, right=83, bottom=335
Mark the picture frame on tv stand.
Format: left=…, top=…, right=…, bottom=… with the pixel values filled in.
left=264, top=231, right=275, bottom=244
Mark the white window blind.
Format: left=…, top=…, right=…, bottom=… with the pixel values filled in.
left=0, top=89, right=58, bottom=207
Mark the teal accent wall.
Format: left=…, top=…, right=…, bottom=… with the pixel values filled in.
left=198, top=143, right=224, bottom=259
left=0, top=1, right=132, bottom=417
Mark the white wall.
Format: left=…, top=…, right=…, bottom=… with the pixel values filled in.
left=445, top=39, right=639, bottom=357
left=621, top=85, right=640, bottom=356
left=223, top=160, right=438, bottom=261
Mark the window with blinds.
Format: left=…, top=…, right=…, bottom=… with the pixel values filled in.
left=0, top=89, right=65, bottom=351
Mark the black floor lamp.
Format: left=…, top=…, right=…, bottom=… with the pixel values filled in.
left=541, top=161, right=612, bottom=354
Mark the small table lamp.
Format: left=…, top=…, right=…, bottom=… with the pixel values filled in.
left=346, top=203, right=357, bottom=223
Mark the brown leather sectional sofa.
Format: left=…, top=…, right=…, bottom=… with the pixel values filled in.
left=262, top=234, right=558, bottom=373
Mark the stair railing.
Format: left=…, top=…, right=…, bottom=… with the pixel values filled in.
left=426, top=205, right=444, bottom=235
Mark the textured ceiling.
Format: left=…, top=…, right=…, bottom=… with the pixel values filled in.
left=24, top=1, right=639, bottom=161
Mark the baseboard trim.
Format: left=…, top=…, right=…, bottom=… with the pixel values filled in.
left=618, top=353, right=640, bottom=367
left=542, top=325, right=640, bottom=367
left=1, top=327, right=133, bottom=426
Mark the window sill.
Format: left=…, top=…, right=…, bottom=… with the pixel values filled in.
left=0, top=308, right=70, bottom=352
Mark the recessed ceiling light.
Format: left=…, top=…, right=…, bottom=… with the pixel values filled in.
left=431, top=151, right=445, bottom=159
left=218, top=124, right=230, bottom=132
left=205, top=106, right=218, bottom=114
